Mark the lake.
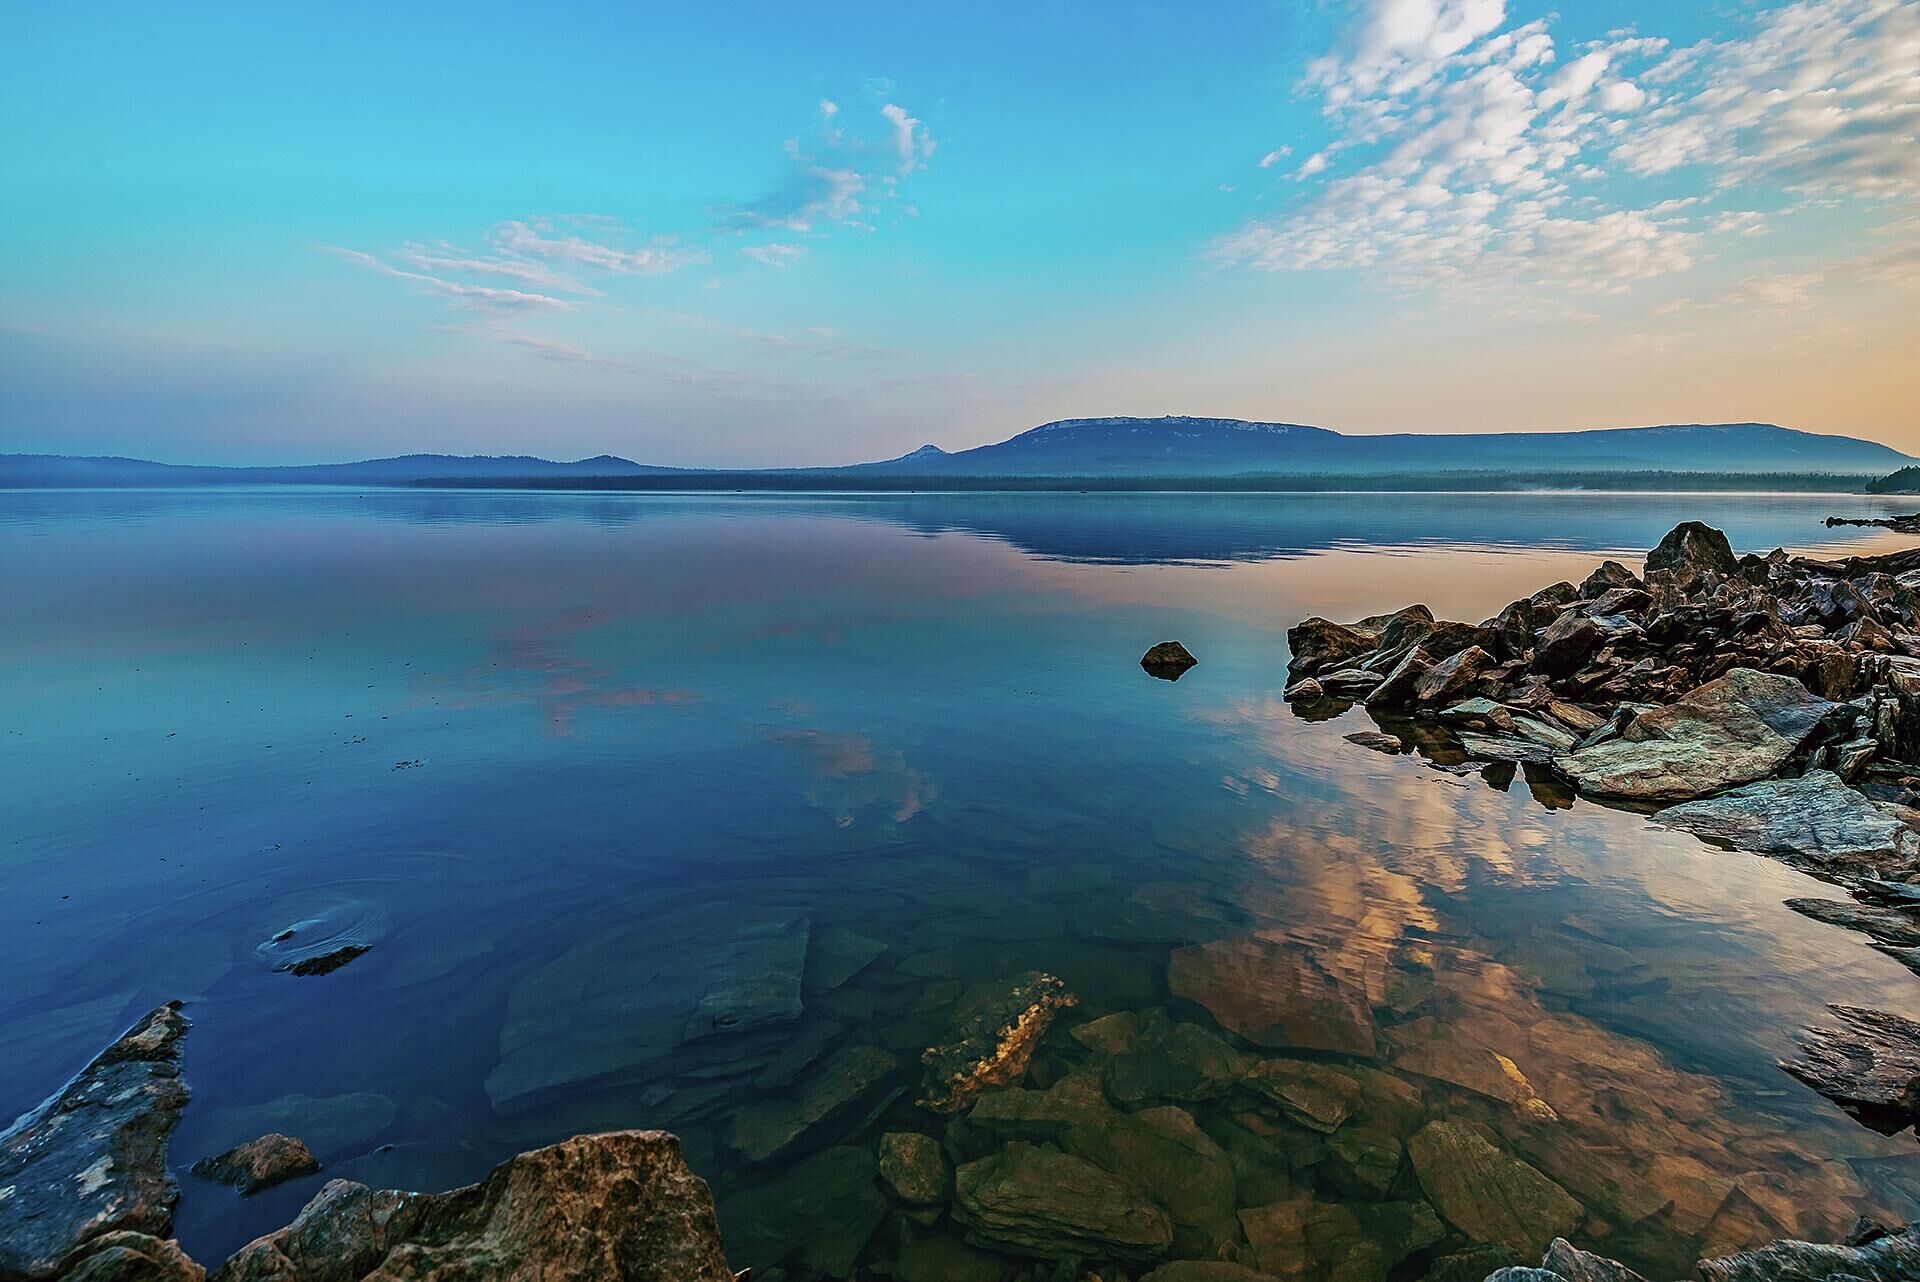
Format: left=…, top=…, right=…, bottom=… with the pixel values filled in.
left=5, top=489, right=1920, bottom=1278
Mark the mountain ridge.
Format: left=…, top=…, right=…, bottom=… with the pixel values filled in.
left=3, top=417, right=1909, bottom=486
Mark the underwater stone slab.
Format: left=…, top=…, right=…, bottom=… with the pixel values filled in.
left=953, top=1142, right=1173, bottom=1263
left=1407, top=1121, right=1580, bottom=1260
left=485, top=907, right=810, bottom=1112
left=719, top=1145, right=887, bottom=1279
left=725, top=1043, right=900, bottom=1162
left=1168, top=936, right=1377, bottom=1057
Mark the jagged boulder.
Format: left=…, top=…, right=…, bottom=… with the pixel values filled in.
left=0, top=1003, right=192, bottom=1281
left=1142, top=641, right=1199, bottom=680
left=1697, top=1222, right=1920, bottom=1282
left=190, top=1134, right=319, bottom=1195
left=1646, top=521, right=1739, bottom=584
left=920, top=972, right=1076, bottom=1113
left=1783, top=1004, right=1920, bottom=1133
left=213, top=1131, right=735, bottom=1282
left=1286, top=619, right=1379, bottom=678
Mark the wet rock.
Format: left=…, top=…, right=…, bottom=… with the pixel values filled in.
left=1510, top=715, right=1579, bottom=751
left=189, top=1133, right=318, bottom=1195
left=893, top=1229, right=1008, bottom=1282
left=920, top=972, right=1076, bottom=1113
left=1282, top=677, right=1326, bottom=701
left=56, top=1233, right=204, bottom=1282
left=1392, top=1025, right=1555, bottom=1120
left=1104, top=1012, right=1252, bottom=1105
left=953, top=1142, right=1173, bottom=1263
left=1321, top=668, right=1385, bottom=694
left=1365, top=648, right=1435, bottom=710
left=1559, top=668, right=1845, bottom=801
left=1785, top=896, right=1920, bottom=947
left=1344, top=730, right=1404, bottom=754
left=754, top=1016, right=848, bottom=1090
left=1492, top=600, right=1537, bottom=660
left=1646, top=520, right=1739, bottom=583
left=1655, top=770, right=1920, bottom=871
left=1407, top=1121, right=1580, bottom=1259
left=1697, top=1223, right=1920, bottom=1282
left=718, top=1145, right=885, bottom=1279
left=280, top=946, right=366, bottom=977
left=1239, top=1196, right=1443, bottom=1282
left=1784, top=1003, right=1920, bottom=1133
left=486, top=906, right=810, bottom=1113
left=1143, top=641, right=1199, bottom=680
left=727, top=1042, right=900, bottom=1162
left=1243, top=1059, right=1363, bottom=1133
left=0, top=1003, right=191, bottom=1281
left=968, top=1070, right=1113, bottom=1143
left=1287, top=619, right=1379, bottom=679
left=1458, top=733, right=1560, bottom=765
left=878, top=1131, right=951, bottom=1205
left=1581, top=561, right=1643, bottom=598
left=1420, top=1245, right=1516, bottom=1282
left=1094, top=1107, right=1241, bottom=1257
left=1168, top=935, right=1377, bottom=1057
left=214, top=1130, right=735, bottom=1282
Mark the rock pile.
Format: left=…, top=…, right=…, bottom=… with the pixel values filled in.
left=1284, top=520, right=1920, bottom=1134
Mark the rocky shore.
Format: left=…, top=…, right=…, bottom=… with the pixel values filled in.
left=1284, top=520, right=1920, bottom=1136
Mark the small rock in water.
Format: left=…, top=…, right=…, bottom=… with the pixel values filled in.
left=878, top=1131, right=952, bottom=1205
left=1141, top=641, right=1199, bottom=680
left=953, top=1142, right=1173, bottom=1263
left=191, top=1133, right=320, bottom=1194
left=283, top=944, right=368, bottom=976
left=1344, top=730, right=1404, bottom=754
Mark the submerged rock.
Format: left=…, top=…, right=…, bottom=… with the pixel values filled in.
left=215, top=1130, right=734, bottom=1282
left=1407, top=1121, right=1580, bottom=1259
left=720, top=1144, right=887, bottom=1278
left=1142, top=641, right=1199, bottom=680
left=0, top=1003, right=192, bottom=1281
left=725, top=1042, right=900, bottom=1162
left=1242, top=1058, right=1362, bottom=1133
left=486, top=906, right=810, bottom=1112
left=878, top=1131, right=951, bottom=1205
left=1783, top=1003, right=1920, bottom=1132
left=1656, top=770, right=1920, bottom=871
left=1239, top=1196, right=1443, bottom=1282
left=282, top=945, right=367, bottom=977
left=953, top=1142, right=1173, bottom=1263
left=1168, top=935, right=1377, bottom=1057
left=919, top=971, right=1076, bottom=1113
left=1560, top=668, right=1846, bottom=801
left=189, top=1133, right=318, bottom=1195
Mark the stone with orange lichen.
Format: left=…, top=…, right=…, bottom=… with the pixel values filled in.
left=918, top=971, right=1076, bottom=1114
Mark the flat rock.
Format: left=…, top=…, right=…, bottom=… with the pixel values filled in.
left=1784, top=1003, right=1920, bottom=1132
left=1105, top=1013, right=1252, bottom=1105
left=953, top=1142, right=1173, bottom=1263
left=1656, top=770, right=1920, bottom=869
left=726, top=1043, right=899, bottom=1162
left=213, top=1130, right=734, bottom=1282
left=1243, top=1059, right=1363, bottom=1133
left=1459, top=732, right=1560, bottom=765
left=1407, top=1121, right=1580, bottom=1259
left=1168, top=936, right=1377, bottom=1057
left=803, top=926, right=887, bottom=993
left=1345, top=730, right=1404, bottom=754
left=1560, top=668, right=1843, bottom=801
left=920, top=971, right=1076, bottom=1113
left=486, top=907, right=810, bottom=1113
left=0, top=1003, right=191, bottom=1281
left=189, top=1134, right=318, bottom=1195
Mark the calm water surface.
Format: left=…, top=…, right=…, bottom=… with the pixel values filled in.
left=5, top=490, right=1920, bottom=1275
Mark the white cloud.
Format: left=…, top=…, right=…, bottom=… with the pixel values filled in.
left=724, top=99, right=937, bottom=232
left=490, top=218, right=702, bottom=275
left=322, top=246, right=579, bottom=313
left=1215, top=0, right=1915, bottom=299
left=432, top=323, right=632, bottom=371
left=1258, top=147, right=1292, bottom=168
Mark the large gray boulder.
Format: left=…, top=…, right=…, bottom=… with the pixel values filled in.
left=1559, top=668, right=1846, bottom=800
left=213, top=1131, right=736, bottom=1282
left=1655, top=770, right=1920, bottom=871
left=0, top=1003, right=192, bottom=1281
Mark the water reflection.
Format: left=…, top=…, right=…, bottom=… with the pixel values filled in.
left=2, top=490, right=1918, bottom=1277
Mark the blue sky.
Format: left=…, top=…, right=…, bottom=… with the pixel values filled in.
left=3, top=0, right=1915, bottom=465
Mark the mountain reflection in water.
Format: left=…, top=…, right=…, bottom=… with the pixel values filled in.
left=3, top=489, right=1919, bottom=1278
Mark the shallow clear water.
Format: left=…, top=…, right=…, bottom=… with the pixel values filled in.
left=5, top=489, right=1920, bottom=1276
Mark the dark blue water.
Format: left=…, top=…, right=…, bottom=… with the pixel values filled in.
left=5, top=489, right=1920, bottom=1275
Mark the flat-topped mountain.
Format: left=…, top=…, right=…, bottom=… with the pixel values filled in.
left=855, top=416, right=1913, bottom=477
left=3, top=418, right=1908, bottom=487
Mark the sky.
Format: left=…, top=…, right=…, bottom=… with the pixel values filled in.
left=2, top=0, right=1916, bottom=466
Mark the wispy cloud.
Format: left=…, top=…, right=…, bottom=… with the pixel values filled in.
left=722, top=98, right=937, bottom=233
left=740, top=243, right=808, bottom=268
left=1214, top=0, right=1918, bottom=299
left=431, top=323, right=634, bottom=371
left=322, top=246, right=580, bottom=312
left=655, top=310, right=905, bottom=361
